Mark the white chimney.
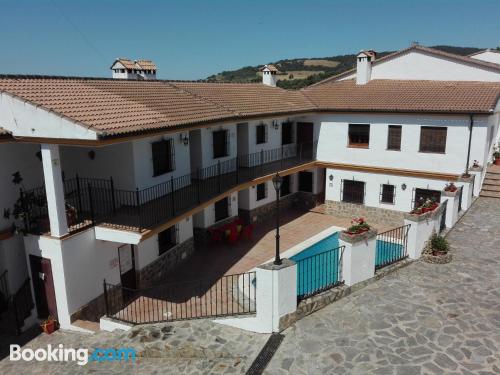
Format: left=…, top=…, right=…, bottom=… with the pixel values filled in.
left=356, top=50, right=376, bottom=85
left=260, top=64, right=278, bottom=87
left=110, top=58, right=157, bottom=80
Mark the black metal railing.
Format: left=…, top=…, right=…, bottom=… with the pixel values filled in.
left=21, top=142, right=316, bottom=234
left=0, top=270, right=10, bottom=314
left=296, top=245, right=344, bottom=301
left=104, top=271, right=256, bottom=324
left=12, top=278, right=34, bottom=334
left=375, top=224, right=411, bottom=270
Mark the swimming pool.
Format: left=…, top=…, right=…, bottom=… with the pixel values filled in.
left=290, top=231, right=405, bottom=298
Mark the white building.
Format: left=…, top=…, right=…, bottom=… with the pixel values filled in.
left=110, top=58, right=157, bottom=79
left=0, top=45, right=499, bottom=331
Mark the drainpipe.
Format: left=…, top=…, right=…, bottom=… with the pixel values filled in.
left=465, top=114, right=473, bottom=176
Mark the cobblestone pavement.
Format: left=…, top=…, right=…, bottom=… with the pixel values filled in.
left=0, top=319, right=268, bottom=374
left=266, top=198, right=500, bottom=374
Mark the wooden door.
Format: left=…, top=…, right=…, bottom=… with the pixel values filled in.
left=29, top=255, right=57, bottom=320
left=118, top=245, right=136, bottom=290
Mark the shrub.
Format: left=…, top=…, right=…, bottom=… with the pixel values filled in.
left=431, top=233, right=449, bottom=253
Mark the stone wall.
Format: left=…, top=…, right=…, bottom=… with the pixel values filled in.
left=324, top=200, right=404, bottom=227
left=70, top=282, right=122, bottom=323
left=137, top=238, right=195, bottom=288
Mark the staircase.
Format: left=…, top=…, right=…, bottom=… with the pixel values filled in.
left=480, top=165, right=500, bottom=198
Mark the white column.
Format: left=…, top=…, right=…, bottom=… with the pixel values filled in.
left=213, top=259, right=297, bottom=333
left=469, top=167, right=483, bottom=197
left=339, top=229, right=377, bottom=286
left=456, top=175, right=475, bottom=210
left=442, top=192, right=459, bottom=228
left=41, top=144, right=68, bottom=237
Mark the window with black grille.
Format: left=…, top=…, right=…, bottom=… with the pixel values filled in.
left=158, top=225, right=178, bottom=256
left=348, top=124, right=370, bottom=148
left=281, top=122, right=293, bottom=145
left=342, top=180, right=365, bottom=204
left=152, top=139, right=175, bottom=177
left=214, top=197, right=229, bottom=222
left=280, top=175, right=291, bottom=197
left=380, top=184, right=396, bottom=204
left=256, top=124, right=267, bottom=144
left=387, top=125, right=402, bottom=150
left=419, top=126, right=447, bottom=153
left=213, top=130, right=229, bottom=158
left=256, top=183, right=267, bottom=201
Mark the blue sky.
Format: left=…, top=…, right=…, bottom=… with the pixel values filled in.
left=0, top=0, right=499, bottom=79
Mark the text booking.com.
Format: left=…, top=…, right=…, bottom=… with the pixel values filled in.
left=10, top=344, right=136, bottom=366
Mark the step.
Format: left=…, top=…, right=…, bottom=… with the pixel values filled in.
left=72, top=319, right=100, bottom=333
left=485, top=173, right=500, bottom=180
left=480, top=191, right=500, bottom=198
left=483, top=179, right=500, bottom=185
left=482, top=185, right=500, bottom=192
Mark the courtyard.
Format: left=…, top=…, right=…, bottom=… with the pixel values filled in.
left=0, top=197, right=499, bottom=374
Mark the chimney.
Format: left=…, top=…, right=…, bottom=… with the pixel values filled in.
left=356, top=50, right=376, bottom=85
left=110, top=58, right=157, bottom=79
left=260, top=64, right=278, bottom=87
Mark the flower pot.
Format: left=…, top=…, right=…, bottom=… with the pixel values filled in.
left=41, top=320, right=56, bottom=334
left=495, top=157, right=500, bottom=166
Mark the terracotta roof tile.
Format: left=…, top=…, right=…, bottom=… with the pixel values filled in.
left=302, top=79, right=500, bottom=114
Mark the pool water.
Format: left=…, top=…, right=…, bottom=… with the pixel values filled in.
left=290, top=232, right=404, bottom=297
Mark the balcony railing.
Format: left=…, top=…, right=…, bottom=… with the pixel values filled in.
left=21, top=142, right=317, bottom=234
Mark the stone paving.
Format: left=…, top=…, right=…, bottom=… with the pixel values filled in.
left=0, top=319, right=268, bottom=374
left=1, top=197, right=499, bottom=374
left=266, top=197, right=500, bottom=374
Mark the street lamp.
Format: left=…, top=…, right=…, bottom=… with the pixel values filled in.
left=272, top=173, right=283, bottom=265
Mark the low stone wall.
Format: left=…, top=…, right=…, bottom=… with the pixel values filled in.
left=70, top=283, right=122, bottom=323
left=324, top=200, right=404, bottom=227
left=278, top=258, right=413, bottom=331
left=137, top=238, right=195, bottom=288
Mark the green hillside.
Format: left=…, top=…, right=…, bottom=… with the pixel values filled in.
left=206, top=45, right=485, bottom=90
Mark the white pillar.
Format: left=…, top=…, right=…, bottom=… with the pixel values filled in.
left=214, top=259, right=297, bottom=333
left=441, top=191, right=459, bottom=228
left=41, top=144, right=68, bottom=237
left=469, top=167, right=483, bottom=197
left=339, top=229, right=377, bottom=286
left=456, top=175, right=475, bottom=210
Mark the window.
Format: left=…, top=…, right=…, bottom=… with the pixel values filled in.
left=342, top=180, right=365, bottom=204
left=281, top=122, right=293, bottom=145
left=387, top=125, right=402, bottom=150
left=158, top=226, right=178, bottom=256
left=213, top=130, right=229, bottom=158
left=419, top=126, right=447, bottom=153
left=348, top=124, right=370, bottom=148
left=152, top=139, right=175, bottom=177
left=280, top=175, right=291, bottom=197
left=298, top=171, right=313, bottom=192
left=256, top=183, right=267, bottom=201
left=214, top=197, right=229, bottom=222
left=380, top=184, right=396, bottom=204
left=256, top=124, right=267, bottom=144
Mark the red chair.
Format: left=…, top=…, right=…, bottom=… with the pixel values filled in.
left=240, top=224, right=254, bottom=240
left=209, top=228, right=223, bottom=243
left=227, top=227, right=239, bottom=245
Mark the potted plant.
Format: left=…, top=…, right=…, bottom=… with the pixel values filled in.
left=40, top=316, right=58, bottom=334
left=411, top=198, right=438, bottom=215
left=444, top=182, right=457, bottom=193
left=345, top=217, right=370, bottom=235
left=472, top=160, right=480, bottom=168
left=430, top=233, right=449, bottom=256
left=493, top=144, right=500, bottom=165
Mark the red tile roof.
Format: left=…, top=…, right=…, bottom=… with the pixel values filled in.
left=0, top=75, right=498, bottom=139
left=302, top=79, right=500, bottom=114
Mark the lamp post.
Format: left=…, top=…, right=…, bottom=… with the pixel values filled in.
left=272, top=173, right=283, bottom=265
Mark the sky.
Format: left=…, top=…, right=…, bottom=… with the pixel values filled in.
left=0, top=0, right=499, bottom=80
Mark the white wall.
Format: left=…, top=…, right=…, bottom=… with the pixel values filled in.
left=61, top=142, right=136, bottom=190
left=339, top=50, right=500, bottom=82
left=191, top=125, right=237, bottom=170
left=132, top=132, right=191, bottom=190
left=326, top=168, right=449, bottom=213
left=135, top=216, right=193, bottom=270
left=24, top=229, right=124, bottom=329
left=317, top=113, right=490, bottom=175
left=193, top=192, right=238, bottom=229
left=471, top=51, right=500, bottom=65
